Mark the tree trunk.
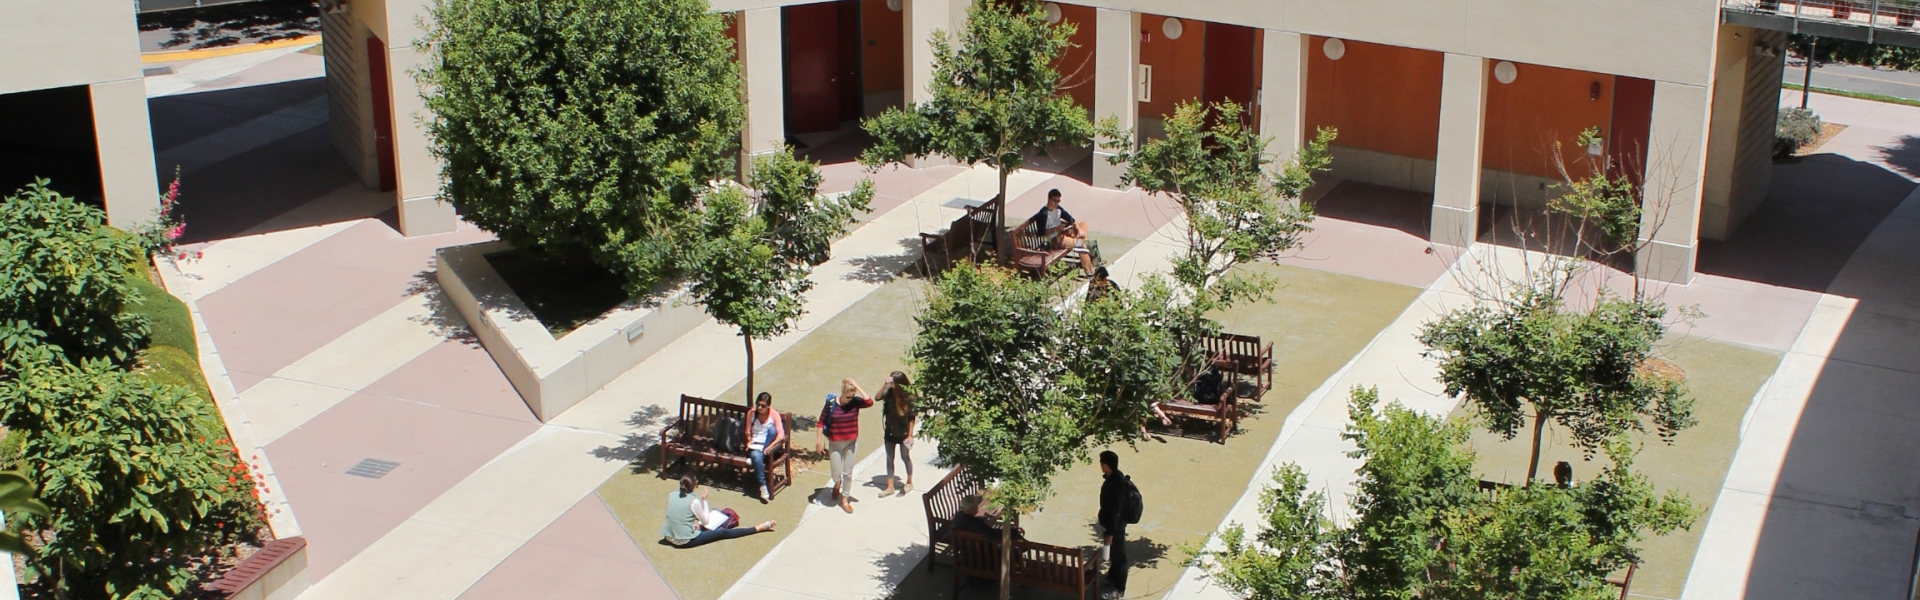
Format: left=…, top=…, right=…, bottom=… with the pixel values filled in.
left=999, top=510, right=1015, bottom=600
left=1525, top=411, right=1549, bottom=484
left=744, top=336, right=756, bottom=406
left=995, top=164, right=1012, bottom=263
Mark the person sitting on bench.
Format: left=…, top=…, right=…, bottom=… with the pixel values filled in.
left=1025, top=189, right=1096, bottom=276
left=955, top=494, right=1024, bottom=541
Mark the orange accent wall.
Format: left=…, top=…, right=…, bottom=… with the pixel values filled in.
left=1304, top=37, right=1443, bottom=160
left=861, top=0, right=903, bottom=93
left=724, top=12, right=739, bottom=61
left=1482, top=62, right=1615, bottom=179
left=1053, top=3, right=1098, bottom=110
left=1139, top=14, right=1205, bottom=119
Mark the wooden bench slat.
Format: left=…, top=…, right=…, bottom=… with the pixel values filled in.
left=660, top=394, right=794, bottom=499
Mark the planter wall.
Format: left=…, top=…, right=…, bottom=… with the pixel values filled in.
left=435, top=242, right=709, bottom=422
left=208, top=537, right=309, bottom=600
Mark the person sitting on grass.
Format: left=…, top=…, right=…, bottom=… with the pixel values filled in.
left=1024, top=189, right=1096, bottom=276
left=660, top=475, right=774, bottom=548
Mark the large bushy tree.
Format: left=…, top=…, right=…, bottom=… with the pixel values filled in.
left=910, top=263, right=1180, bottom=598
left=684, top=150, right=874, bottom=402
left=1194, top=388, right=1697, bottom=600
left=861, top=0, right=1093, bottom=257
left=419, top=0, right=744, bottom=295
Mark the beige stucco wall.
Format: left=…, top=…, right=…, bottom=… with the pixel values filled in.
left=345, top=0, right=458, bottom=236
left=0, top=0, right=143, bottom=94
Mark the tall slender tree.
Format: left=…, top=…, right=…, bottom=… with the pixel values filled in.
left=683, top=150, right=873, bottom=403
left=861, top=0, right=1093, bottom=258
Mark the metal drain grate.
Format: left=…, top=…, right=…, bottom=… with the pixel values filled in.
left=344, top=458, right=401, bottom=479
left=142, top=66, right=174, bottom=77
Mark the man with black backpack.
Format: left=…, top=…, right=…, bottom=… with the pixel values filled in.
left=1096, top=450, right=1140, bottom=599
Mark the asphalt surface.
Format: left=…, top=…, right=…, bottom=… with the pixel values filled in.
left=1784, top=59, right=1920, bottom=100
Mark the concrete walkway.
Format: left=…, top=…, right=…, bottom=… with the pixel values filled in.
left=294, top=164, right=1052, bottom=600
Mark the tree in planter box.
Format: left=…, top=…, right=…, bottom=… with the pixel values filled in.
left=418, top=0, right=744, bottom=297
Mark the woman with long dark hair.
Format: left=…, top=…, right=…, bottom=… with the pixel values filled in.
left=878, top=371, right=916, bottom=496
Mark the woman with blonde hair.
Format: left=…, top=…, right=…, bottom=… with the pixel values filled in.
left=878, top=371, right=916, bottom=496
left=816, top=377, right=872, bottom=513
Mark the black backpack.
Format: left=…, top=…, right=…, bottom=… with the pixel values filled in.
left=1123, top=475, right=1143, bottom=525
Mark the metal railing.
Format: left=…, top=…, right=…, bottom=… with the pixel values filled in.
left=1727, top=0, right=1920, bottom=42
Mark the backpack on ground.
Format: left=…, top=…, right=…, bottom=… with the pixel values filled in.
left=1124, top=475, right=1144, bottom=525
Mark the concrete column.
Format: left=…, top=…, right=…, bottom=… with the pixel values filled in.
left=740, top=8, right=785, bottom=161
left=1637, top=81, right=1711, bottom=285
left=88, top=79, right=159, bottom=229
left=902, top=0, right=954, bottom=167
left=384, top=43, right=458, bottom=236
left=1091, top=8, right=1139, bottom=189
left=1430, top=53, right=1488, bottom=249
left=1258, top=30, right=1308, bottom=167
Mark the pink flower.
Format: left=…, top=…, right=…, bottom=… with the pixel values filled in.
left=167, top=224, right=185, bottom=240
left=195, top=251, right=204, bottom=259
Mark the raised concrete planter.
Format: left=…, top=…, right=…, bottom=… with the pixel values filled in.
left=436, top=241, right=709, bottom=421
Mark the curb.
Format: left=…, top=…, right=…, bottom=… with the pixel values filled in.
left=142, top=34, right=322, bottom=64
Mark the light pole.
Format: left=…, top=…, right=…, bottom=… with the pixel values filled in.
left=1802, top=36, right=1818, bottom=109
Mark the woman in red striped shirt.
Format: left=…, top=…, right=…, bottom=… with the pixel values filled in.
left=815, top=378, right=872, bottom=514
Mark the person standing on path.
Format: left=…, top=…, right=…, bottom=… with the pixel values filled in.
left=816, top=378, right=872, bottom=513
left=747, top=392, right=787, bottom=503
left=879, top=371, right=916, bottom=497
left=1097, top=450, right=1130, bottom=598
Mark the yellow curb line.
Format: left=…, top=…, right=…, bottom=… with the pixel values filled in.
left=142, top=34, right=322, bottom=64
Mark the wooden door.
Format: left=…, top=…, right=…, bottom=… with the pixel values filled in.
left=1201, top=23, right=1258, bottom=124
left=785, top=2, right=844, bottom=134
left=366, top=36, right=397, bottom=192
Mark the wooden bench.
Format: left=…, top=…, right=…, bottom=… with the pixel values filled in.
left=659, top=395, right=795, bottom=499
left=1159, top=367, right=1238, bottom=443
left=1204, top=332, right=1274, bottom=400
left=919, top=196, right=1001, bottom=276
left=920, top=464, right=987, bottom=572
left=1010, top=220, right=1074, bottom=278
left=949, top=530, right=1102, bottom=600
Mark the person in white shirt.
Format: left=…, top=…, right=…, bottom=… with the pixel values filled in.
left=1024, top=189, right=1095, bottom=276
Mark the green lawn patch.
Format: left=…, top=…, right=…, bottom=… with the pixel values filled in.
left=485, top=249, right=634, bottom=338
left=1453, top=337, right=1782, bottom=600
left=1786, top=82, right=1920, bottom=108
left=880, top=262, right=1426, bottom=600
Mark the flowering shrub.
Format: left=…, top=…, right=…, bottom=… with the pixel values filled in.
left=131, top=169, right=186, bottom=257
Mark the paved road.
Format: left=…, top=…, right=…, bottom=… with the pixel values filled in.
left=1784, top=59, right=1920, bottom=100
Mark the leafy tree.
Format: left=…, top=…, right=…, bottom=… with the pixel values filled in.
left=683, top=149, right=873, bottom=402
left=1097, top=102, right=1332, bottom=311
left=1193, top=389, right=1698, bottom=600
left=909, top=263, right=1176, bottom=599
left=861, top=0, right=1093, bottom=257
left=1417, top=266, right=1695, bottom=483
left=2, top=358, right=262, bottom=600
left=418, top=0, right=744, bottom=296
left=0, top=181, right=151, bottom=368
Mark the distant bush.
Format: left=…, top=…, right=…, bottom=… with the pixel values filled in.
left=1776, top=108, right=1823, bottom=158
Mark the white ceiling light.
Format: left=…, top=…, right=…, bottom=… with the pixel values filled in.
left=1494, top=60, right=1518, bottom=84
left=1162, top=18, right=1184, bottom=40
left=1044, top=2, right=1062, bottom=24
left=1323, top=38, right=1346, bottom=60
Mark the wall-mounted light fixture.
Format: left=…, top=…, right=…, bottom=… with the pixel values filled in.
left=1590, top=81, right=1603, bottom=101
left=1493, top=60, right=1517, bottom=84
left=1162, top=18, right=1184, bottom=40
left=1044, top=3, right=1062, bottom=24
left=1324, top=38, right=1346, bottom=60
left=886, top=0, right=901, bottom=11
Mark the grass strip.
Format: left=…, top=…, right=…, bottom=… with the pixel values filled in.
left=1786, top=82, right=1920, bottom=108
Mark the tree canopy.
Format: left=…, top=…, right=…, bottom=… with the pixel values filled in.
left=1194, top=388, right=1698, bottom=600
left=683, top=150, right=873, bottom=402
left=861, top=0, right=1093, bottom=254
left=419, top=0, right=744, bottom=296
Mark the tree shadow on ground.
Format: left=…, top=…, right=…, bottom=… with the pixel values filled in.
left=1872, top=134, right=1920, bottom=181
left=139, top=0, right=320, bottom=51
left=404, top=270, right=482, bottom=348
left=595, top=405, right=670, bottom=464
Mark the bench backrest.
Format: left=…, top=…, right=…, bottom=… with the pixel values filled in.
left=1204, top=332, right=1266, bottom=359
left=671, top=395, right=753, bottom=453
left=949, top=530, right=1091, bottom=588
left=922, top=465, right=985, bottom=536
